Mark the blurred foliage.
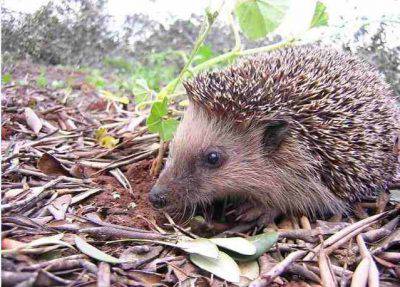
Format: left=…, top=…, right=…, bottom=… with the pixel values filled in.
left=344, top=22, right=399, bottom=97
left=1, top=0, right=399, bottom=100
left=2, top=0, right=122, bottom=67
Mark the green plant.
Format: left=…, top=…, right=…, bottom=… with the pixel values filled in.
left=36, top=68, right=48, bottom=88
left=145, top=0, right=329, bottom=142
left=51, top=80, right=66, bottom=89
left=2, top=73, right=12, bottom=85
left=85, top=69, right=106, bottom=89
left=131, top=50, right=182, bottom=91
left=104, top=56, right=134, bottom=73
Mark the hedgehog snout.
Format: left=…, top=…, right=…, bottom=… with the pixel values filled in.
left=148, top=185, right=168, bottom=209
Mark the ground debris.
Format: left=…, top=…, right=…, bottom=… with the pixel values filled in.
left=2, top=63, right=400, bottom=286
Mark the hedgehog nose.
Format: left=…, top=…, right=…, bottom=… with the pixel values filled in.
left=148, top=185, right=167, bottom=209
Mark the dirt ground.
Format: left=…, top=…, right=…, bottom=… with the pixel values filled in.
left=2, top=61, right=400, bottom=287
left=89, top=160, right=158, bottom=229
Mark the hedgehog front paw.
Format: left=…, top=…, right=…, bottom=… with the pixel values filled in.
left=234, top=202, right=279, bottom=227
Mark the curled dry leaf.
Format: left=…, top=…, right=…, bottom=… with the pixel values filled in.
left=37, top=153, right=71, bottom=176
left=24, top=107, right=43, bottom=135
left=47, top=194, right=72, bottom=220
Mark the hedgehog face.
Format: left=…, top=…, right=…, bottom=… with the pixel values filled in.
left=148, top=104, right=290, bottom=220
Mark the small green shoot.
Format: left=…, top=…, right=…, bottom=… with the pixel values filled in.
left=36, top=69, right=48, bottom=88
left=234, top=0, right=290, bottom=40
left=94, top=127, right=119, bottom=149
left=310, top=1, right=329, bottom=28
left=146, top=97, right=179, bottom=141
left=2, top=73, right=12, bottom=85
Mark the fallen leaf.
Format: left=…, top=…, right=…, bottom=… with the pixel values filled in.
left=239, top=260, right=259, bottom=280
left=119, top=245, right=163, bottom=270
left=71, top=188, right=102, bottom=205
left=176, top=238, right=219, bottom=259
left=190, top=251, right=240, bottom=283
left=2, top=238, right=26, bottom=250
left=25, top=107, right=43, bottom=135
left=47, top=194, right=72, bottom=220
left=210, top=237, right=256, bottom=255
left=351, top=257, right=370, bottom=287
left=74, top=236, right=123, bottom=264
left=37, top=153, right=70, bottom=176
left=227, top=231, right=278, bottom=262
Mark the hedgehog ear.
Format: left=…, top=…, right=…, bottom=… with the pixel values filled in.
left=262, top=119, right=290, bottom=153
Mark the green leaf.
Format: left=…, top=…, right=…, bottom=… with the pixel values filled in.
left=86, top=70, right=106, bottom=89
left=74, top=236, right=123, bottom=264
left=151, top=97, right=169, bottom=118
left=193, top=44, right=214, bottom=65
left=99, top=136, right=119, bottom=149
left=235, top=0, right=290, bottom=40
left=26, top=234, right=74, bottom=250
left=132, top=78, right=150, bottom=105
left=227, top=231, right=278, bottom=262
left=100, top=90, right=129, bottom=104
left=389, top=189, right=400, bottom=203
left=94, top=127, right=119, bottom=149
left=210, top=237, right=256, bottom=255
left=51, top=80, right=66, bottom=89
left=159, top=119, right=179, bottom=141
left=310, top=1, right=328, bottom=28
left=177, top=238, right=219, bottom=259
left=36, top=73, right=48, bottom=88
left=190, top=251, right=241, bottom=283
left=2, top=73, right=12, bottom=85
left=238, top=260, right=260, bottom=280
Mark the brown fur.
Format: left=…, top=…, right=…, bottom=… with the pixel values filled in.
left=152, top=45, right=399, bottom=220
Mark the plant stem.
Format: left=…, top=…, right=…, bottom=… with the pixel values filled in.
left=160, top=36, right=296, bottom=98
left=166, top=9, right=221, bottom=97
left=195, top=37, right=296, bottom=72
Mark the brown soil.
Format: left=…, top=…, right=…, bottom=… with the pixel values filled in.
left=89, top=159, right=160, bottom=229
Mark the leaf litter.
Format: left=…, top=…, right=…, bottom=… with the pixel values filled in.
left=1, top=62, right=400, bottom=286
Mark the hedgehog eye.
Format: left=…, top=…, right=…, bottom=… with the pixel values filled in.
left=204, top=151, right=223, bottom=168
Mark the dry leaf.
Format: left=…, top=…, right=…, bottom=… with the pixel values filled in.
left=24, top=107, right=43, bottom=135
left=37, top=153, right=71, bottom=176
left=47, top=194, right=72, bottom=220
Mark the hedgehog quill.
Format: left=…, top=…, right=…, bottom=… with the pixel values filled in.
left=148, top=45, right=399, bottom=225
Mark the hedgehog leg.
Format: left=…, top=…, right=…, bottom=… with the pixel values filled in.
left=256, top=209, right=281, bottom=227
left=235, top=201, right=280, bottom=226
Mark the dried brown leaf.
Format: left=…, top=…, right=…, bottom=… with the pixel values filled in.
left=37, top=153, right=70, bottom=176
left=24, top=107, right=43, bottom=135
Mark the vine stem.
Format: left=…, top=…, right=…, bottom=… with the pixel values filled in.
left=151, top=5, right=223, bottom=176
left=150, top=4, right=296, bottom=176
left=158, top=36, right=296, bottom=100
left=150, top=139, right=166, bottom=176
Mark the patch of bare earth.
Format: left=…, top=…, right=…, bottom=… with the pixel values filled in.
left=88, top=160, right=158, bottom=229
left=2, top=62, right=400, bottom=286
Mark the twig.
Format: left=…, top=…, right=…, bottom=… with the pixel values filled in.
left=249, top=250, right=307, bottom=287
left=79, top=226, right=168, bottom=240
left=318, top=249, right=336, bottom=287
left=150, top=139, right=165, bottom=176
left=303, top=211, right=389, bottom=261
left=97, top=262, right=111, bottom=287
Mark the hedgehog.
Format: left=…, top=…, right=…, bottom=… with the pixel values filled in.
left=148, top=45, right=399, bottom=224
